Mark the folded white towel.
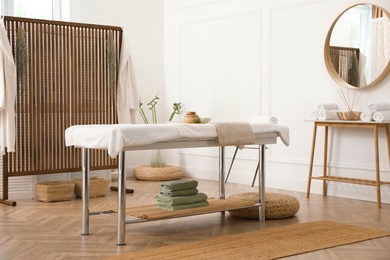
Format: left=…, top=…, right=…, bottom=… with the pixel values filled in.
left=368, top=103, right=390, bottom=113
left=317, top=103, right=338, bottom=110
left=360, top=111, right=373, bottom=122
left=373, top=111, right=390, bottom=122
left=248, top=115, right=278, bottom=124
left=317, top=110, right=339, bottom=120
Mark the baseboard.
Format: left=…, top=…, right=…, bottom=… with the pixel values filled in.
left=184, top=169, right=390, bottom=205
left=8, top=191, right=34, bottom=200
left=110, top=168, right=135, bottom=180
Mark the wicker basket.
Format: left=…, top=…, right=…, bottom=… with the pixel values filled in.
left=73, top=177, right=110, bottom=198
left=134, top=165, right=182, bottom=181
left=227, top=192, right=300, bottom=220
left=36, top=180, right=75, bottom=203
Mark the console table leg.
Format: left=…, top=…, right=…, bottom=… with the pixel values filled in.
left=306, top=124, right=317, bottom=198
left=323, top=126, right=329, bottom=196
left=374, top=126, right=381, bottom=209
left=386, top=125, right=390, bottom=165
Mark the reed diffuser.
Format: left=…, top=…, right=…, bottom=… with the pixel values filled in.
left=337, top=88, right=362, bottom=120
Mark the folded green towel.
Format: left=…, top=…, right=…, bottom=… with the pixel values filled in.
left=155, top=193, right=208, bottom=206
left=160, top=187, right=198, bottom=197
left=155, top=200, right=209, bottom=211
left=161, top=179, right=198, bottom=191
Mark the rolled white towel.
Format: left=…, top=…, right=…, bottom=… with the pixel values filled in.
left=368, top=103, right=390, bottom=113
left=248, top=115, right=278, bottom=124
left=310, top=111, right=319, bottom=120
left=317, top=103, right=338, bottom=110
left=317, top=110, right=339, bottom=120
left=360, top=111, right=373, bottom=122
left=373, top=111, right=390, bottom=122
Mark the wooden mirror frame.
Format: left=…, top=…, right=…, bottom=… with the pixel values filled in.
left=324, top=3, right=390, bottom=89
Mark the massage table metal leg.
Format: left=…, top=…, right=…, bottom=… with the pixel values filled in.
left=252, top=146, right=268, bottom=187
left=225, top=146, right=239, bottom=183
left=219, top=147, right=226, bottom=200
left=117, top=151, right=127, bottom=246
left=258, top=145, right=265, bottom=222
left=219, top=146, right=226, bottom=216
left=81, top=148, right=90, bottom=235
left=251, top=162, right=260, bottom=188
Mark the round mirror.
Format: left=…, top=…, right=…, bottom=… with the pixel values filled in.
left=324, top=4, right=390, bottom=89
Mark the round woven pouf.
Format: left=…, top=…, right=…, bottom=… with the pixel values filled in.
left=227, top=192, right=300, bottom=220
left=134, top=165, right=182, bottom=181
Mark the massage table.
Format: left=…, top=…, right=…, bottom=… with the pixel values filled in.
left=65, top=122, right=289, bottom=245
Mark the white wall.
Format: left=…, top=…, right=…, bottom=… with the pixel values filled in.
left=69, top=0, right=164, bottom=115
left=164, top=0, right=390, bottom=204
left=68, top=0, right=165, bottom=168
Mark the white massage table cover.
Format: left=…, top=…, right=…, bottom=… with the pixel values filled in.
left=65, top=122, right=289, bottom=158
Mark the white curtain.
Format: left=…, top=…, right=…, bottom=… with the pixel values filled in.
left=358, top=11, right=370, bottom=86
left=371, top=17, right=390, bottom=81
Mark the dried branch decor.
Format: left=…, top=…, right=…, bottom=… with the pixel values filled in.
left=338, top=88, right=361, bottom=112
left=107, top=31, right=116, bottom=88
left=16, top=26, right=27, bottom=90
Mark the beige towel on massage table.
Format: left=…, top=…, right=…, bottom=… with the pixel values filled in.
left=212, top=122, right=255, bottom=146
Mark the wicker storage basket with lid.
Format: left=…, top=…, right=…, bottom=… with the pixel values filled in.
left=73, top=177, right=110, bottom=198
left=36, top=180, right=75, bottom=202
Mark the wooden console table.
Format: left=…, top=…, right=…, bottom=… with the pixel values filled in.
left=306, top=120, right=390, bottom=208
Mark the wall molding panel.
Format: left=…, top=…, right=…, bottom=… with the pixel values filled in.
left=179, top=9, right=262, bottom=26
left=269, top=0, right=331, bottom=11
left=178, top=0, right=230, bottom=10
left=177, top=9, right=262, bottom=122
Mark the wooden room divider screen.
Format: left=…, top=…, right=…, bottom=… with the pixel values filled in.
left=1, top=16, right=123, bottom=205
left=329, top=46, right=360, bottom=87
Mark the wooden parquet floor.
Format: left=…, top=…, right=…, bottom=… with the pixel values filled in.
left=1, top=178, right=389, bottom=260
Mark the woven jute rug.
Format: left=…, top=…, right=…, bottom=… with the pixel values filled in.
left=103, top=221, right=390, bottom=260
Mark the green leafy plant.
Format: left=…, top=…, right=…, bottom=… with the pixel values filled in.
left=139, top=94, right=182, bottom=123
left=169, top=102, right=182, bottom=121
